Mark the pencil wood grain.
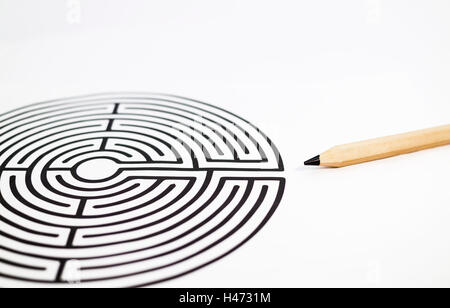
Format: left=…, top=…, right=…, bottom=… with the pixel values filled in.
left=318, top=124, right=450, bottom=167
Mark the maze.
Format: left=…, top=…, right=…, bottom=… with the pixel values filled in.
left=0, top=93, right=285, bottom=287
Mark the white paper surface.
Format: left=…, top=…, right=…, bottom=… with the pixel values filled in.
left=1, top=0, right=450, bottom=287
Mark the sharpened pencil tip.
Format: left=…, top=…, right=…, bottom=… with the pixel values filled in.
left=304, top=155, right=321, bottom=166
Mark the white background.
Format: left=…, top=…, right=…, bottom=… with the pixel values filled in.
left=1, top=0, right=450, bottom=287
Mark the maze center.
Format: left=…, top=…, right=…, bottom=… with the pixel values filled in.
left=76, top=157, right=119, bottom=181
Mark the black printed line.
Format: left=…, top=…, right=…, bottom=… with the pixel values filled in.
left=56, top=199, right=86, bottom=283
left=66, top=200, right=87, bottom=247
left=0, top=258, right=46, bottom=271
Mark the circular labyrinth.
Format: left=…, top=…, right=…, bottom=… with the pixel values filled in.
left=0, top=93, right=285, bottom=287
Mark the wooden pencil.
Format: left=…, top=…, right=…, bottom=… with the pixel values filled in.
left=305, top=124, right=450, bottom=168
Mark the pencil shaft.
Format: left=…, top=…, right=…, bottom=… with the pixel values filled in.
left=320, top=124, right=450, bottom=167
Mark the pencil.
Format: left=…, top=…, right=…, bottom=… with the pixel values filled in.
left=305, top=124, right=450, bottom=168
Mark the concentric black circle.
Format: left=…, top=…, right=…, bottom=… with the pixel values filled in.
left=0, top=93, right=285, bottom=287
